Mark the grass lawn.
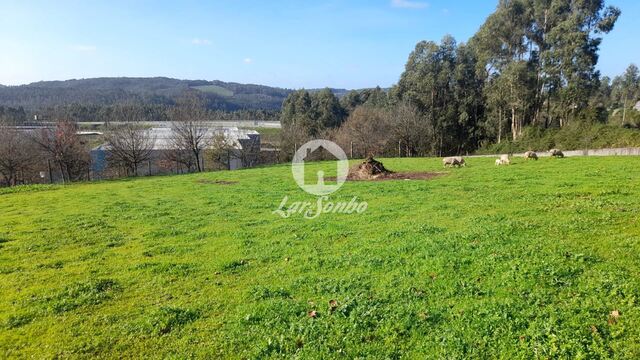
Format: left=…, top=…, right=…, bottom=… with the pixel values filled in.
left=1, top=156, right=640, bottom=358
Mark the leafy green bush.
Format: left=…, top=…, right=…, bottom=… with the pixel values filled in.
left=479, top=123, right=640, bottom=153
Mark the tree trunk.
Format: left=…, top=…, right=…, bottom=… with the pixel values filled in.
left=622, top=95, right=628, bottom=124
left=497, top=109, right=502, bottom=144
left=511, top=107, right=517, bottom=141
left=58, top=162, right=65, bottom=184
left=195, top=151, right=202, bottom=172
left=545, top=94, right=551, bottom=128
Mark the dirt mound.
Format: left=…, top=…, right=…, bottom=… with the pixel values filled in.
left=347, top=156, right=393, bottom=180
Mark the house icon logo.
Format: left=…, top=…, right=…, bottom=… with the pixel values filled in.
left=292, top=140, right=349, bottom=196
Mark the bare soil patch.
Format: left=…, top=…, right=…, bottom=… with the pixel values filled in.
left=351, top=172, right=445, bottom=181
left=328, top=157, right=445, bottom=182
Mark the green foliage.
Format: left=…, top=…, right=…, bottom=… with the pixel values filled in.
left=0, top=106, right=27, bottom=124
left=190, top=84, right=234, bottom=97
left=1, top=157, right=640, bottom=357
left=480, top=123, right=640, bottom=153
left=397, top=36, right=484, bottom=154
left=0, top=77, right=291, bottom=111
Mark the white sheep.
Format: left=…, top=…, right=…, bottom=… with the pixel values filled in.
left=495, top=155, right=510, bottom=166
left=443, top=156, right=466, bottom=168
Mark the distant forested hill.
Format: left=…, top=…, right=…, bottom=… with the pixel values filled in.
left=0, top=77, right=347, bottom=111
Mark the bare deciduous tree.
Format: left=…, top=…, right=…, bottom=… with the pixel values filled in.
left=0, top=127, right=36, bottom=186
left=103, top=124, right=156, bottom=176
left=31, top=119, right=89, bottom=183
left=335, top=106, right=391, bottom=157
left=169, top=92, right=211, bottom=172
left=208, top=133, right=235, bottom=170
left=279, top=122, right=313, bottom=162
left=163, top=148, right=198, bottom=173
left=390, top=102, right=431, bottom=156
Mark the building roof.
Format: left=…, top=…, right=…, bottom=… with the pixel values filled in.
left=93, top=126, right=259, bottom=151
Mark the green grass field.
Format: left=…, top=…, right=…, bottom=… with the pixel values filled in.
left=1, top=157, right=640, bottom=358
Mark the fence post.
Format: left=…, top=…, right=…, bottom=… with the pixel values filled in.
left=398, top=140, right=401, bottom=158
left=350, top=141, right=354, bottom=159
left=47, top=159, right=53, bottom=184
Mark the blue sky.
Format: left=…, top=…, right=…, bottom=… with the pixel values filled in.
left=0, top=0, right=637, bottom=89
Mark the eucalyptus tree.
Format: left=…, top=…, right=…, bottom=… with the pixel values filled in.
left=617, top=64, right=640, bottom=124
left=311, top=88, right=346, bottom=129
left=472, top=0, right=620, bottom=135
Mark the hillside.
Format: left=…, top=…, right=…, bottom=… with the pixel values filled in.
left=1, top=156, right=640, bottom=357
left=0, top=77, right=352, bottom=112
left=0, top=77, right=288, bottom=111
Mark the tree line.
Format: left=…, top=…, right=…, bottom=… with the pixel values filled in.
left=280, top=0, right=636, bottom=158
left=4, top=103, right=280, bottom=124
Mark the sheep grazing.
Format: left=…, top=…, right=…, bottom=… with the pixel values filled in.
left=524, top=151, right=538, bottom=160
left=442, top=157, right=457, bottom=167
left=496, top=154, right=510, bottom=165
left=442, top=156, right=466, bottom=168
left=549, top=149, right=564, bottom=158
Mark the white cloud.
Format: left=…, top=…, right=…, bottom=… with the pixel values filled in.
left=391, top=0, right=429, bottom=9
left=243, top=58, right=253, bottom=64
left=191, top=38, right=212, bottom=46
left=71, top=45, right=97, bottom=52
